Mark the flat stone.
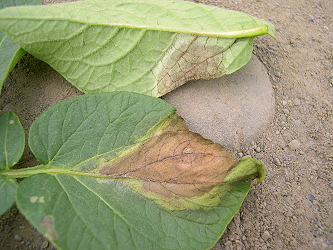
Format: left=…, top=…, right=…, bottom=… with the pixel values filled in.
left=163, top=55, right=275, bottom=150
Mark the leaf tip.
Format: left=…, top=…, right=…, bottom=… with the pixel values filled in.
left=39, top=215, right=58, bottom=241
left=224, top=157, right=266, bottom=184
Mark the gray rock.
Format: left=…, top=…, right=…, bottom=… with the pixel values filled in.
left=163, top=55, right=275, bottom=150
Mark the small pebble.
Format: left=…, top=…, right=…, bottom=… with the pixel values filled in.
left=293, top=98, right=301, bottom=106
left=273, top=158, right=281, bottom=166
left=308, top=194, right=315, bottom=201
left=282, top=108, right=290, bottom=114
left=308, top=14, right=315, bottom=22
left=255, top=147, right=261, bottom=153
left=256, top=153, right=264, bottom=159
left=316, top=221, right=323, bottom=228
left=288, top=139, right=301, bottom=150
left=237, top=152, right=244, bottom=158
left=25, top=239, right=32, bottom=246
left=3, top=225, right=11, bottom=233
left=262, top=231, right=272, bottom=241
left=14, top=234, right=23, bottom=242
left=41, top=240, right=49, bottom=249
left=313, top=229, right=323, bottom=237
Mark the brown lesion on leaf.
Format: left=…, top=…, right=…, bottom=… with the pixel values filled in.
left=99, top=115, right=239, bottom=209
left=154, top=34, right=235, bottom=96
left=39, top=215, right=58, bottom=241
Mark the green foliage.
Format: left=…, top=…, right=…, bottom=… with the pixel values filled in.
left=0, top=0, right=273, bottom=248
left=2, top=92, right=264, bottom=249
left=0, top=0, right=41, bottom=94
left=0, top=111, right=24, bottom=215
left=0, top=175, right=18, bottom=216
left=0, top=0, right=274, bottom=96
left=0, top=111, right=24, bottom=170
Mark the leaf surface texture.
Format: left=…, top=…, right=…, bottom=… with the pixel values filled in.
left=0, top=0, right=41, bottom=94
left=0, top=111, right=25, bottom=169
left=15, top=92, right=264, bottom=249
left=0, top=0, right=274, bottom=96
left=0, top=111, right=24, bottom=215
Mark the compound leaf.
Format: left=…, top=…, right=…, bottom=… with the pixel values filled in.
left=0, top=0, right=274, bottom=97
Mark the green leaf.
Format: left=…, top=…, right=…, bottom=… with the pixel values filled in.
left=0, top=35, right=25, bottom=94
left=0, top=174, right=18, bottom=216
left=0, top=111, right=25, bottom=170
left=14, top=92, right=264, bottom=249
left=0, top=0, right=274, bottom=97
left=0, top=110, right=24, bottom=216
left=0, top=0, right=41, bottom=94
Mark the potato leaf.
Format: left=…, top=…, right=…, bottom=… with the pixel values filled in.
left=0, top=0, right=274, bottom=97
left=0, top=111, right=25, bottom=170
left=0, top=111, right=24, bottom=215
left=0, top=0, right=41, bottom=94
left=14, top=92, right=264, bottom=249
left=0, top=175, right=18, bottom=215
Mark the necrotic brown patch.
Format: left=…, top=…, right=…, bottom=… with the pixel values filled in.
left=39, top=215, right=58, bottom=241
left=100, top=116, right=238, bottom=199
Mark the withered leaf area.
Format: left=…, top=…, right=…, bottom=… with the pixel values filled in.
left=100, top=115, right=239, bottom=210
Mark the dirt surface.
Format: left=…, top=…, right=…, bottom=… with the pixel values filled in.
left=0, top=0, right=332, bottom=249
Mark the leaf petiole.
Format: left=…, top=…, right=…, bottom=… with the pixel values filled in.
left=101, top=24, right=271, bottom=38
left=0, top=166, right=107, bottom=179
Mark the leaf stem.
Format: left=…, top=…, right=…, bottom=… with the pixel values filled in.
left=0, top=166, right=110, bottom=179
left=110, top=24, right=269, bottom=38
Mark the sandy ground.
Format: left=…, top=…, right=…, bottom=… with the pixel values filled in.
left=0, top=0, right=332, bottom=249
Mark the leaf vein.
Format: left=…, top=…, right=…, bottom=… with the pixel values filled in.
left=54, top=174, right=105, bottom=248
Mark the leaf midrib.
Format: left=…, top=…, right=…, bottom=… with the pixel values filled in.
left=0, top=14, right=269, bottom=39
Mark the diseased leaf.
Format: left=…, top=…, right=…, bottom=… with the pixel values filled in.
left=0, top=174, right=18, bottom=216
left=0, top=0, right=274, bottom=97
left=18, top=174, right=252, bottom=250
left=0, top=0, right=41, bottom=94
left=0, top=111, right=25, bottom=170
left=99, top=114, right=241, bottom=210
left=14, top=92, right=265, bottom=249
